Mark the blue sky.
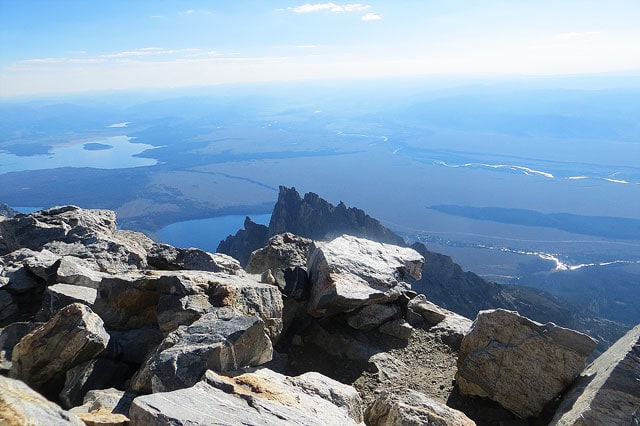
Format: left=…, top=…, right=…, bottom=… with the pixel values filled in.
left=1, top=0, right=640, bottom=96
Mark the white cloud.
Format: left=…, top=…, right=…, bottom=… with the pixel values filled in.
left=99, top=48, right=179, bottom=58
left=292, top=3, right=370, bottom=13
left=551, top=31, right=601, bottom=41
left=180, top=9, right=212, bottom=16
left=361, top=13, right=382, bottom=21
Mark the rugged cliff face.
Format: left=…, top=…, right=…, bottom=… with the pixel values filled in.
left=217, top=186, right=405, bottom=265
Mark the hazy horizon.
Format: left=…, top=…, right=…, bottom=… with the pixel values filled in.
left=2, top=1, right=640, bottom=97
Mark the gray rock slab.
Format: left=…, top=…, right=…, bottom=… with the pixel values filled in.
left=130, top=308, right=273, bottom=393
left=550, top=323, right=640, bottom=425
left=148, top=243, right=243, bottom=275
left=407, top=294, right=447, bottom=326
left=379, top=318, right=414, bottom=340
left=307, top=235, right=424, bottom=316
left=94, top=270, right=283, bottom=338
left=69, top=387, right=135, bottom=415
left=129, top=368, right=364, bottom=426
left=55, top=256, right=105, bottom=288
left=456, top=309, right=598, bottom=418
left=36, top=283, right=97, bottom=321
left=9, top=303, right=110, bottom=397
left=365, top=387, right=475, bottom=426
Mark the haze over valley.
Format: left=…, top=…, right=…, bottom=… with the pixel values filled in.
left=1, top=77, right=639, bottom=326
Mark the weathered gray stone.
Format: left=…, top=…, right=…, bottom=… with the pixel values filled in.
left=36, top=283, right=97, bottom=321
left=430, top=311, right=473, bottom=350
left=456, top=309, right=598, bottom=418
left=407, top=294, right=447, bottom=326
left=347, top=303, right=401, bottom=331
left=147, top=243, right=243, bottom=275
left=365, top=387, right=475, bottom=426
left=56, top=256, right=106, bottom=288
left=60, top=358, right=135, bottom=409
left=69, top=387, right=135, bottom=416
left=130, top=308, right=273, bottom=393
left=106, top=327, right=165, bottom=364
left=0, top=375, right=84, bottom=425
left=379, top=318, right=414, bottom=340
left=368, top=352, right=409, bottom=382
left=2, top=248, right=60, bottom=287
left=247, top=232, right=313, bottom=295
left=94, top=270, right=283, bottom=338
left=9, top=303, right=110, bottom=397
left=307, top=235, right=424, bottom=316
left=129, top=368, right=364, bottom=426
left=550, top=323, right=640, bottom=425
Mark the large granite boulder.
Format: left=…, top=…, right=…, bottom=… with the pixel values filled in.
left=0, top=375, right=84, bottom=425
left=246, top=232, right=312, bottom=291
left=147, top=243, right=243, bottom=275
left=94, top=270, right=283, bottom=338
left=365, top=387, right=475, bottom=426
left=0, top=206, right=153, bottom=273
left=36, top=283, right=97, bottom=321
left=456, top=309, right=598, bottom=418
left=129, top=368, right=364, bottom=425
left=550, top=323, right=640, bottom=425
left=55, top=256, right=106, bottom=288
left=307, top=235, right=423, bottom=316
left=9, top=303, right=110, bottom=398
left=130, top=308, right=273, bottom=393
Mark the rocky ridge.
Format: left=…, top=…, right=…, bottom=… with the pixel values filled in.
left=0, top=202, right=638, bottom=425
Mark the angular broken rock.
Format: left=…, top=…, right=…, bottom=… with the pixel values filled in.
left=69, top=387, right=135, bottom=426
left=0, top=206, right=153, bottom=274
left=456, top=309, right=597, bottom=418
left=55, top=255, right=106, bottom=288
left=246, top=232, right=313, bottom=293
left=147, top=243, right=243, bottom=275
left=347, top=303, right=401, bottom=331
left=129, top=368, right=364, bottom=426
left=379, top=318, right=414, bottom=340
left=550, top=323, right=640, bottom=425
left=365, top=387, right=475, bottom=426
left=0, top=375, right=84, bottom=426
left=9, top=303, right=110, bottom=397
left=307, top=235, right=424, bottom=316
left=36, top=283, right=97, bottom=321
left=407, top=294, right=447, bottom=326
left=94, top=270, right=283, bottom=338
left=130, top=308, right=273, bottom=393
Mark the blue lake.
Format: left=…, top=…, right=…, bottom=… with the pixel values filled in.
left=0, top=135, right=157, bottom=174
left=157, top=214, right=272, bottom=253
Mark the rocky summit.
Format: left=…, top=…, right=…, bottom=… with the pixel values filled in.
left=1, top=200, right=639, bottom=426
